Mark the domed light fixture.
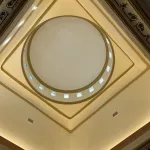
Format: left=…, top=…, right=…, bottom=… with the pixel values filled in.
left=21, top=16, right=114, bottom=104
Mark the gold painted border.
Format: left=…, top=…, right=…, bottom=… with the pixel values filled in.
left=67, top=0, right=136, bottom=118
left=100, top=0, right=150, bottom=60
left=1, top=0, right=73, bottom=120
left=70, top=63, right=134, bottom=118
left=67, top=0, right=149, bottom=132
left=90, top=0, right=148, bottom=65
left=22, top=28, right=113, bottom=104
left=1, top=65, right=148, bottom=133
left=0, top=81, right=71, bottom=133
left=71, top=67, right=150, bottom=133
left=0, top=0, right=148, bottom=133
left=26, top=15, right=109, bottom=93
left=1, top=0, right=134, bottom=119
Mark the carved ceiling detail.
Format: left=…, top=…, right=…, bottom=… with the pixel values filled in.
left=104, top=0, right=150, bottom=54
left=0, top=0, right=28, bottom=37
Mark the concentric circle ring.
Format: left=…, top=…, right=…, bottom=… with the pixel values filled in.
left=21, top=16, right=115, bottom=104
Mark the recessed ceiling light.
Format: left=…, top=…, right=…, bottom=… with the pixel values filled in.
left=51, top=91, right=56, bottom=96
left=89, top=87, right=94, bottom=93
left=64, top=94, right=69, bottom=99
left=77, top=92, right=82, bottom=98
left=29, top=75, right=33, bottom=80
left=32, top=6, right=37, bottom=10
left=39, top=85, right=44, bottom=90
left=24, top=64, right=28, bottom=68
left=109, top=52, right=112, bottom=58
left=106, top=38, right=110, bottom=44
left=17, top=20, right=25, bottom=27
left=3, top=37, right=11, bottom=46
left=106, top=66, right=111, bottom=72
left=99, top=78, right=104, bottom=84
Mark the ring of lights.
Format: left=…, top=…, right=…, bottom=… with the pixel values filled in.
left=21, top=16, right=115, bottom=104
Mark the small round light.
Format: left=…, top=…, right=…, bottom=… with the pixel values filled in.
left=51, top=91, right=56, bottom=97
left=106, top=38, right=110, bottom=44
left=29, top=75, right=34, bottom=80
left=109, top=52, right=112, bottom=58
left=32, top=6, right=37, bottom=10
left=89, top=87, right=94, bottom=93
left=64, top=94, right=69, bottom=99
left=77, top=92, right=82, bottom=98
left=39, top=85, right=44, bottom=90
left=106, top=66, right=111, bottom=72
left=17, top=20, right=25, bottom=27
left=99, top=78, right=104, bottom=84
left=3, top=37, right=11, bottom=46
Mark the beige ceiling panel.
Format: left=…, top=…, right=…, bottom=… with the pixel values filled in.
left=0, top=75, right=70, bottom=131
left=0, top=0, right=148, bottom=132
left=0, top=84, right=70, bottom=150
left=71, top=69, right=150, bottom=150
left=79, top=0, right=149, bottom=65
left=1, top=32, right=133, bottom=118
left=67, top=0, right=148, bottom=131
left=0, top=0, right=73, bottom=131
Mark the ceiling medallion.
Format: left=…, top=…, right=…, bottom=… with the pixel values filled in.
left=21, top=16, right=114, bottom=104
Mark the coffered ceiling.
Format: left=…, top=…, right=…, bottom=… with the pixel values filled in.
left=0, top=0, right=149, bottom=150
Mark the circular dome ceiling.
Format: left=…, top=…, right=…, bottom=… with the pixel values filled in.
left=22, top=16, right=114, bottom=104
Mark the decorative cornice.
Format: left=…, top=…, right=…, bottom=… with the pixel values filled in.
left=104, top=0, right=150, bottom=54
left=0, top=0, right=28, bottom=37
left=129, top=0, right=150, bottom=28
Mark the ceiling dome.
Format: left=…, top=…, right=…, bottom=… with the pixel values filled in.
left=21, top=16, right=114, bottom=104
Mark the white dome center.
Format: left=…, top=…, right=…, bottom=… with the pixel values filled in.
left=28, top=17, right=107, bottom=91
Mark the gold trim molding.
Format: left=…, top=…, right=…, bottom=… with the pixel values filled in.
left=0, top=0, right=149, bottom=133
left=1, top=0, right=134, bottom=120
left=21, top=15, right=115, bottom=104
left=26, top=16, right=109, bottom=94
